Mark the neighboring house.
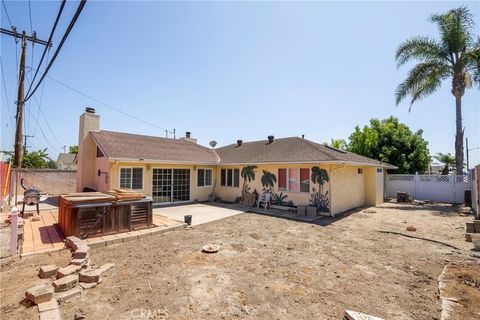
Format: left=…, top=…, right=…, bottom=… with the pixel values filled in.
left=77, top=108, right=396, bottom=216
left=56, top=153, right=77, bottom=170
left=428, top=163, right=444, bottom=175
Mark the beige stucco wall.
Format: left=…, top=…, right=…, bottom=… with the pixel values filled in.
left=329, top=165, right=365, bottom=215
left=364, top=167, right=385, bottom=206
left=14, top=169, right=76, bottom=195
left=107, top=162, right=216, bottom=202
left=95, top=156, right=110, bottom=192
left=214, top=163, right=331, bottom=208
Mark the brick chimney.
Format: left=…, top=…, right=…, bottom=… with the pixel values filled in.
left=77, top=107, right=100, bottom=191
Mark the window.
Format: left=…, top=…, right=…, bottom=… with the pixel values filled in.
left=377, top=168, right=383, bottom=173
left=197, top=169, right=212, bottom=187
left=278, top=168, right=310, bottom=193
left=120, top=167, right=143, bottom=189
left=358, top=168, right=363, bottom=174
left=221, top=168, right=239, bottom=187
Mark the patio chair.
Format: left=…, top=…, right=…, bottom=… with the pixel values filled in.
left=256, top=191, right=272, bottom=212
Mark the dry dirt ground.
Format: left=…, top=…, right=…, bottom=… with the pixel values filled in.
left=1, top=202, right=477, bottom=320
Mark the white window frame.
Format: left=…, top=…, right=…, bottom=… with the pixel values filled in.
left=220, top=168, right=240, bottom=188
left=119, top=167, right=144, bottom=190
left=278, top=168, right=310, bottom=193
left=197, top=168, right=213, bottom=187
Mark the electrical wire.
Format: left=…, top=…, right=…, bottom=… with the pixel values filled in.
left=30, top=67, right=174, bottom=134
left=24, top=0, right=65, bottom=102
left=0, top=55, right=14, bottom=126
left=1, top=0, right=13, bottom=28
left=24, top=0, right=85, bottom=102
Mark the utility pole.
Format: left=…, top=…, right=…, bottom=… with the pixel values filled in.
left=63, top=146, right=67, bottom=153
left=466, top=138, right=469, bottom=170
left=0, top=28, right=51, bottom=168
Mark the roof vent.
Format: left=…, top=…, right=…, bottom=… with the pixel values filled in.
left=237, top=140, right=243, bottom=147
left=186, top=131, right=191, bottom=138
left=267, top=135, right=274, bottom=143
left=85, top=107, right=96, bottom=114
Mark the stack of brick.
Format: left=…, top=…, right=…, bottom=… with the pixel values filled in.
left=24, top=236, right=115, bottom=320
left=465, top=219, right=480, bottom=250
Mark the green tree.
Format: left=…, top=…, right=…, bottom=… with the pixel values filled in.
left=433, top=152, right=456, bottom=175
left=395, top=7, right=480, bottom=174
left=69, top=145, right=78, bottom=154
left=6, top=148, right=56, bottom=169
left=347, top=117, right=430, bottom=174
left=328, top=139, right=347, bottom=150
left=240, top=165, right=257, bottom=194
left=260, top=170, right=276, bottom=192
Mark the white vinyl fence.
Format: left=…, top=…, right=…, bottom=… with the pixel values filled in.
left=386, top=174, right=471, bottom=204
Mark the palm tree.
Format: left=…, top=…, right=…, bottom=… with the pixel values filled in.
left=395, top=7, right=480, bottom=175
left=260, top=170, right=276, bottom=192
left=329, top=139, right=347, bottom=150
left=240, top=165, right=257, bottom=194
left=311, top=166, right=329, bottom=213
left=433, top=152, right=456, bottom=175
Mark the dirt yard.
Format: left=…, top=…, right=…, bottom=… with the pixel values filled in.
left=1, top=202, right=477, bottom=320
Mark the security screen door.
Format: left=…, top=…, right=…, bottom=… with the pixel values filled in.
left=152, top=168, right=190, bottom=203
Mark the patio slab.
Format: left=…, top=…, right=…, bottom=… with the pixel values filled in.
left=153, top=203, right=245, bottom=226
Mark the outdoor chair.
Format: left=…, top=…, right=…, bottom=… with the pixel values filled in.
left=256, top=191, right=272, bottom=212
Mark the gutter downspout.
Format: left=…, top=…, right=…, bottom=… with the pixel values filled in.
left=328, top=163, right=346, bottom=217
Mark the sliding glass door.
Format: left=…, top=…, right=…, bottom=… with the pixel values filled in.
left=152, top=168, right=190, bottom=203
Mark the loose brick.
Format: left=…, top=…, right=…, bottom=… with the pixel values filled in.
left=55, top=287, right=81, bottom=304
left=79, top=269, right=102, bottom=283
left=56, top=264, right=82, bottom=279
left=79, top=282, right=97, bottom=289
left=39, top=308, right=62, bottom=320
left=65, top=236, right=83, bottom=250
left=38, top=299, right=59, bottom=312
left=53, top=275, right=78, bottom=292
left=98, top=263, right=115, bottom=274
left=39, top=265, right=58, bottom=279
left=70, top=256, right=89, bottom=266
left=73, top=245, right=90, bottom=259
left=25, top=283, right=54, bottom=304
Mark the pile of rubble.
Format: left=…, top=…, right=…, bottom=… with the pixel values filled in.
left=24, top=236, right=115, bottom=320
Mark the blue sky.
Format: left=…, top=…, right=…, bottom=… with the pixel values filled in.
left=1, top=1, right=479, bottom=165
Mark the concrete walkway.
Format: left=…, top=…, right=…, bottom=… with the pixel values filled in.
left=153, top=203, right=246, bottom=226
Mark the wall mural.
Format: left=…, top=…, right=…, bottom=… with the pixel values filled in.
left=260, top=170, right=277, bottom=193
left=241, top=165, right=257, bottom=194
left=310, top=166, right=330, bottom=213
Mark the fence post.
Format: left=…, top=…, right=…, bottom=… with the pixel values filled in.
left=10, top=207, right=18, bottom=255
left=414, top=172, right=419, bottom=199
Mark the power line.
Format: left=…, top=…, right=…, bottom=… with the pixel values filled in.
left=25, top=0, right=65, bottom=102
left=32, top=68, right=174, bottom=133
left=1, top=0, right=13, bottom=28
left=27, top=0, right=33, bottom=34
left=24, top=0, right=86, bottom=102
left=0, top=55, right=14, bottom=126
left=25, top=70, right=64, bottom=149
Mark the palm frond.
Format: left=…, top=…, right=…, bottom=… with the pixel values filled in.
left=430, top=6, right=474, bottom=56
left=395, top=62, right=451, bottom=106
left=395, top=36, right=447, bottom=68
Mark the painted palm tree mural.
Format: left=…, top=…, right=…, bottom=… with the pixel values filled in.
left=240, top=165, right=257, bottom=194
left=260, top=170, right=277, bottom=192
left=310, top=166, right=330, bottom=214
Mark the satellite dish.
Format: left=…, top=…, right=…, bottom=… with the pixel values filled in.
left=209, top=141, right=217, bottom=148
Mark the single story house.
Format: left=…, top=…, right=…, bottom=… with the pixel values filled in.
left=77, top=108, right=396, bottom=216
left=56, top=153, right=77, bottom=170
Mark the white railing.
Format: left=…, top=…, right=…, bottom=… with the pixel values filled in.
left=386, top=174, right=471, bottom=203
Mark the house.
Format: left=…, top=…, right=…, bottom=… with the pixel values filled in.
left=77, top=108, right=396, bottom=216
left=56, top=153, right=77, bottom=170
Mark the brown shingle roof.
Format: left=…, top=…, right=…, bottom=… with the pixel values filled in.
left=90, top=131, right=396, bottom=168
left=215, top=137, right=397, bottom=168
left=89, top=130, right=219, bottom=164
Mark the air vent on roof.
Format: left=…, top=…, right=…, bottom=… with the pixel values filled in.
left=85, top=107, right=95, bottom=114
left=237, top=140, right=243, bottom=147
left=267, top=135, right=274, bottom=143
left=324, top=145, right=347, bottom=154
